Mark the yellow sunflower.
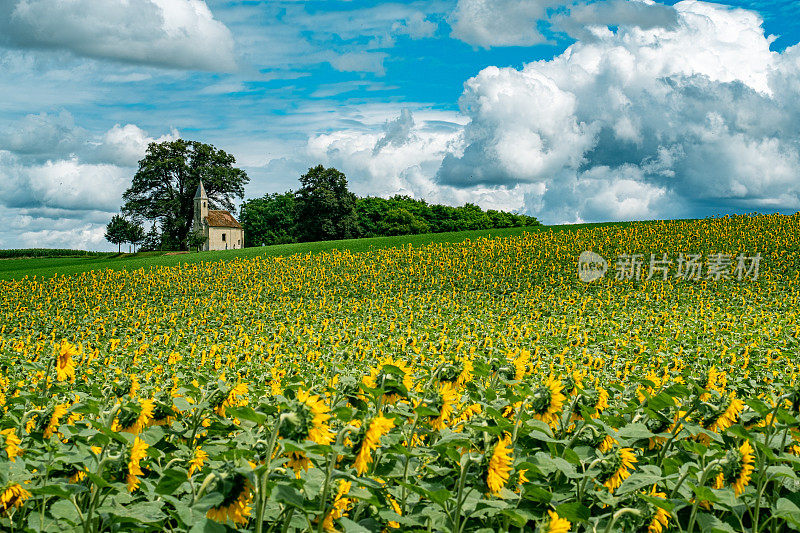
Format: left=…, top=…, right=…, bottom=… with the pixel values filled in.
left=126, top=437, right=149, bottom=492
left=56, top=340, right=78, bottom=382
left=113, top=398, right=155, bottom=435
left=281, top=390, right=334, bottom=476
left=1, top=428, right=22, bottom=461
left=428, top=385, right=460, bottom=430
left=354, top=415, right=395, bottom=475
left=188, top=446, right=209, bottom=478
left=206, top=473, right=253, bottom=526
left=531, top=375, right=566, bottom=429
left=601, top=447, right=637, bottom=493
left=214, top=382, right=248, bottom=417
left=453, top=403, right=482, bottom=429
left=0, top=483, right=31, bottom=516
left=43, top=404, right=69, bottom=439
left=699, top=394, right=744, bottom=443
left=362, top=356, right=414, bottom=404
left=729, top=440, right=755, bottom=496
left=321, top=480, right=353, bottom=532
left=296, top=389, right=334, bottom=445
left=542, top=510, right=571, bottom=533
left=645, top=486, right=670, bottom=533
left=487, top=433, right=513, bottom=496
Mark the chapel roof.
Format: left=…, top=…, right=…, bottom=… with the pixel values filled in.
left=205, top=210, right=242, bottom=229
left=194, top=181, right=207, bottom=199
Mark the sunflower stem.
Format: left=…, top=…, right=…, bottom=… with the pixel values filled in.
left=686, top=459, right=721, bottom=533
left=317, top=425, right=356, bottom=533
left=400, top=413, right=419, bottom=516
left=193, top=473, right=217, bottom=506
left=452, top=453, right=472, bottom=533
left=751, top=400, right=783, bottom=532
left=603, top=508, right=641, bottom=533
left=656, top=404, right=697, bottom=468
left=255, top=416, right=284, bottom=533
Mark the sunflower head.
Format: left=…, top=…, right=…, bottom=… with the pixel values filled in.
left=106, top=437, right=149, bottom=492
left=575, top=387, right=607, bottom=418
left=56, top=341, right=78, bottom=382
left=363, top=357, right=413, bottom=403
left=0, top=483, right=32, bottom=516
left=114, top=398, right=155, bottom=434
left=599, top=447, right=637, bottom=493
left=1, top=428, right=22, bottom=461
left=353, top=414, right=395, bottom=475
left=39, top=403, right=69, bottom=439
left=486, top=433, right=513, bottom=496
left=424, top=384, right=460, bottom=430
left=638, top=486, right=670, bottom=533
left=530, top=375, right=566, bottom=428
left=206, top=470, right=253, bottom=526
left=279, top=390, right=333, bottom=445
left=719, top=440, right=755, bottom=496
left=321, top=479, right=353, bottom=532
left=542, top=510, right=571, bottom=533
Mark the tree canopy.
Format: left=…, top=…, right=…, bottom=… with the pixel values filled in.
left=239, top=192, right=296, bottom=247
left=104, top=215, right=129, bottom=253
left=104, top=215, right=145, bottom=253
left=294, top=165, right=358, bottom=242
left=121, top=139, right=249, bottom=250
left=240, top=167, right=541, bottom=247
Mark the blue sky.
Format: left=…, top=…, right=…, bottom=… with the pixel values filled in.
left=0, top=0, right=799, bottom=250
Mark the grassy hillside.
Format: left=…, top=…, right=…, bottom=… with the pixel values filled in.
left=0, top=220, right=665, bottom=281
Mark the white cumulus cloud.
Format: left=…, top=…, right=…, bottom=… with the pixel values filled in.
left=437, top=0, right=800, bottom=223
left=0, top=118, right=180, bottom=249
left=2, top=0, right=236, bottom=71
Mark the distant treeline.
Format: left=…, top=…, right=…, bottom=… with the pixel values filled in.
left=241, top=192, right=540, bottom=247
left=0, top=249, right=112, bottom=259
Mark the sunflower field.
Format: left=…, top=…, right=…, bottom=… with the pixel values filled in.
left=2, top=214, right=800, bottom=532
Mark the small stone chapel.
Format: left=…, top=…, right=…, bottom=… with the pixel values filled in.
left=192, top=181, right=244, bottom=251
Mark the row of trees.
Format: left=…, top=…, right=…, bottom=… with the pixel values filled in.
left=107, top=139, right=539, bottom=252
left=240, top=165, right=540, bottom=247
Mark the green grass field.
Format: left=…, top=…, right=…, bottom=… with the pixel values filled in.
left=0, top=221, right=658, bottom=281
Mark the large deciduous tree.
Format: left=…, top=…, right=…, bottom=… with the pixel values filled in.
left=104, top=214, right=129, bottom=253
left=121, top=139, right=249, bottom=250
left=294, top=165, right=358, bottom=242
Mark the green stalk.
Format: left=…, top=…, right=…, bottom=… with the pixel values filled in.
left=317, top=425, right=356, bottom=533
left=686, top=459, right=721, bottom=533
left=255, top=416, right=284, bottom=533
left=657, top=405, right=697, bottom=468
left=452, top=454, right=472, bottom=533
left=400, top=413, right=420, bottom=515
left=751, top=399, right=784, bottom=532
left=603, top=508, right=642, bottom=533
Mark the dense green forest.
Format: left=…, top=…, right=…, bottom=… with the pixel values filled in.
left=240, top=192, right=540, bottom=247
